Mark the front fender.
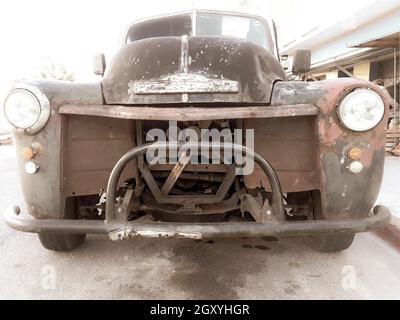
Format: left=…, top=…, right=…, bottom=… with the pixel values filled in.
left=8, top=80, right=103, bottom=219
left=271, top=79, right=389, bottom=219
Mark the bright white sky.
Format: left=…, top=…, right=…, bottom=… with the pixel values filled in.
left=0, top=0, right=375, bottom=86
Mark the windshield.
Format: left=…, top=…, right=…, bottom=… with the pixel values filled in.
left=196, top=13, right=272, bottom=51
left=127, top=14, right=192, bottom=43
left=126, top=12, right=273, bottom=53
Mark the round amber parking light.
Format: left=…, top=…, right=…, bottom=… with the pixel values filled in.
left=347, top=147, right=362, bottom=160
left=22, top=147, right=36, bottom=160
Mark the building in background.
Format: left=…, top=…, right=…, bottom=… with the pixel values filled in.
left=281, top=0, right=400, bottom=154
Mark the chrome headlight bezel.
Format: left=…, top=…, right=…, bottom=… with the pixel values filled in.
left=336, top=88, right=385, bottom=132
left=3, top=84, right=50, bottom=134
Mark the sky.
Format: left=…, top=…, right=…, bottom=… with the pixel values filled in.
left=0, top=0, right=376, bottom=84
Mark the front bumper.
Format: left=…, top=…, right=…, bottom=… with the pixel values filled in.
left=4, top=205, right=391, bottom=240
left=4, top=142, right=392, bottom=240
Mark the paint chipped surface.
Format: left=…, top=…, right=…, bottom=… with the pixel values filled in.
left=109, top=228, right=202, bottom=241
left=129, top=73, right=239, bottom=95
left=271, top=79, right=389, bottom=220
left=103, top=35, right=285, bottom=104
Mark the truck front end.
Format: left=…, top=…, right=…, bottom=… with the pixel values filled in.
left=3, top=10, right=391, bottom=252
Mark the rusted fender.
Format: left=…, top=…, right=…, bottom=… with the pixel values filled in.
left=271, top=79, right=390, bottom=219
left=7, top=80, right=102, bottom=219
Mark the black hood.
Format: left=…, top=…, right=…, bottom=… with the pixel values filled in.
left=102, top=36, right=285, bottom=105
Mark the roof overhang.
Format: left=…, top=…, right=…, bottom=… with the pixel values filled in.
left=281, top=0, right=400, bottom=75
left=350, top=32, right=400, bottom=48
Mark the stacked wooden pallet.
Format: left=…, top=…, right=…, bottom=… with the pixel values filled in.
left=386, top=129, right=400, bottom=155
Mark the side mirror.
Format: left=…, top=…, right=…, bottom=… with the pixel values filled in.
left=280, top=54, right=290, bottom=71
left=93, top=53, right=106, bottom=76
left=292, top=50, right=311, bottom=75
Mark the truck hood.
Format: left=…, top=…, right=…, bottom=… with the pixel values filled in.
left=102, top=36, right=285, bottom=105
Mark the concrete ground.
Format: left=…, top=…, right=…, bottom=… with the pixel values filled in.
left=1, top=145, right=400, bottom=299
left=377, top=156, right=400, bottom=219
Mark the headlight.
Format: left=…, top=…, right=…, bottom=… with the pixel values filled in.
left=3, top=85, right=50, bottom=134
left=337, top=88, right=384, bottom=132
left=4, top=90, right=40, bottom=129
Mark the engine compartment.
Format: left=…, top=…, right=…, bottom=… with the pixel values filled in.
left=61, top=114, right=321, bottom=224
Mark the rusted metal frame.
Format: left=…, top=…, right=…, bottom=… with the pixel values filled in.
left=116, top=189, right=135, bottom=221
left=155, top=194, right=234, bottom=205
left=105, top=142, right=285, bottom=222
left=152, top=171, right=225, bottom=183
left=199, top=192, right=239, bottom=214
left=109, top=205, right=391, bottom=239
left=136, top=120, right=146, bottom=177
left=5, top=205, right=391, bottom=238
left=139, top=163, right=237, bottom=206
left=58, top=104, right=319, bottom=121
left=142, top=192, right=240, bottom=215
left=161, top=151, right=191, bottom=195
left=240, top=194, right=272, bottom=223
left=149, top=163, right=228, bottom=172
left=139, top=165, right=163, bottom=199
left=215, top=165, right=237, bottom=198
left=138, top=122, right=233, bottom=204
left=240, top=194, right=264, bottom=222
left=117, top=143, right=237, bottom=212
left=136, top=117, right=169, bottom=202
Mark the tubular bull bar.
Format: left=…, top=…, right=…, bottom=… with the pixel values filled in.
left=4, top=142, right=392, bottom=240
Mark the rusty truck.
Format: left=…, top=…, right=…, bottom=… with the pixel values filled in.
left=3, top=10, right=391, bottom=252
